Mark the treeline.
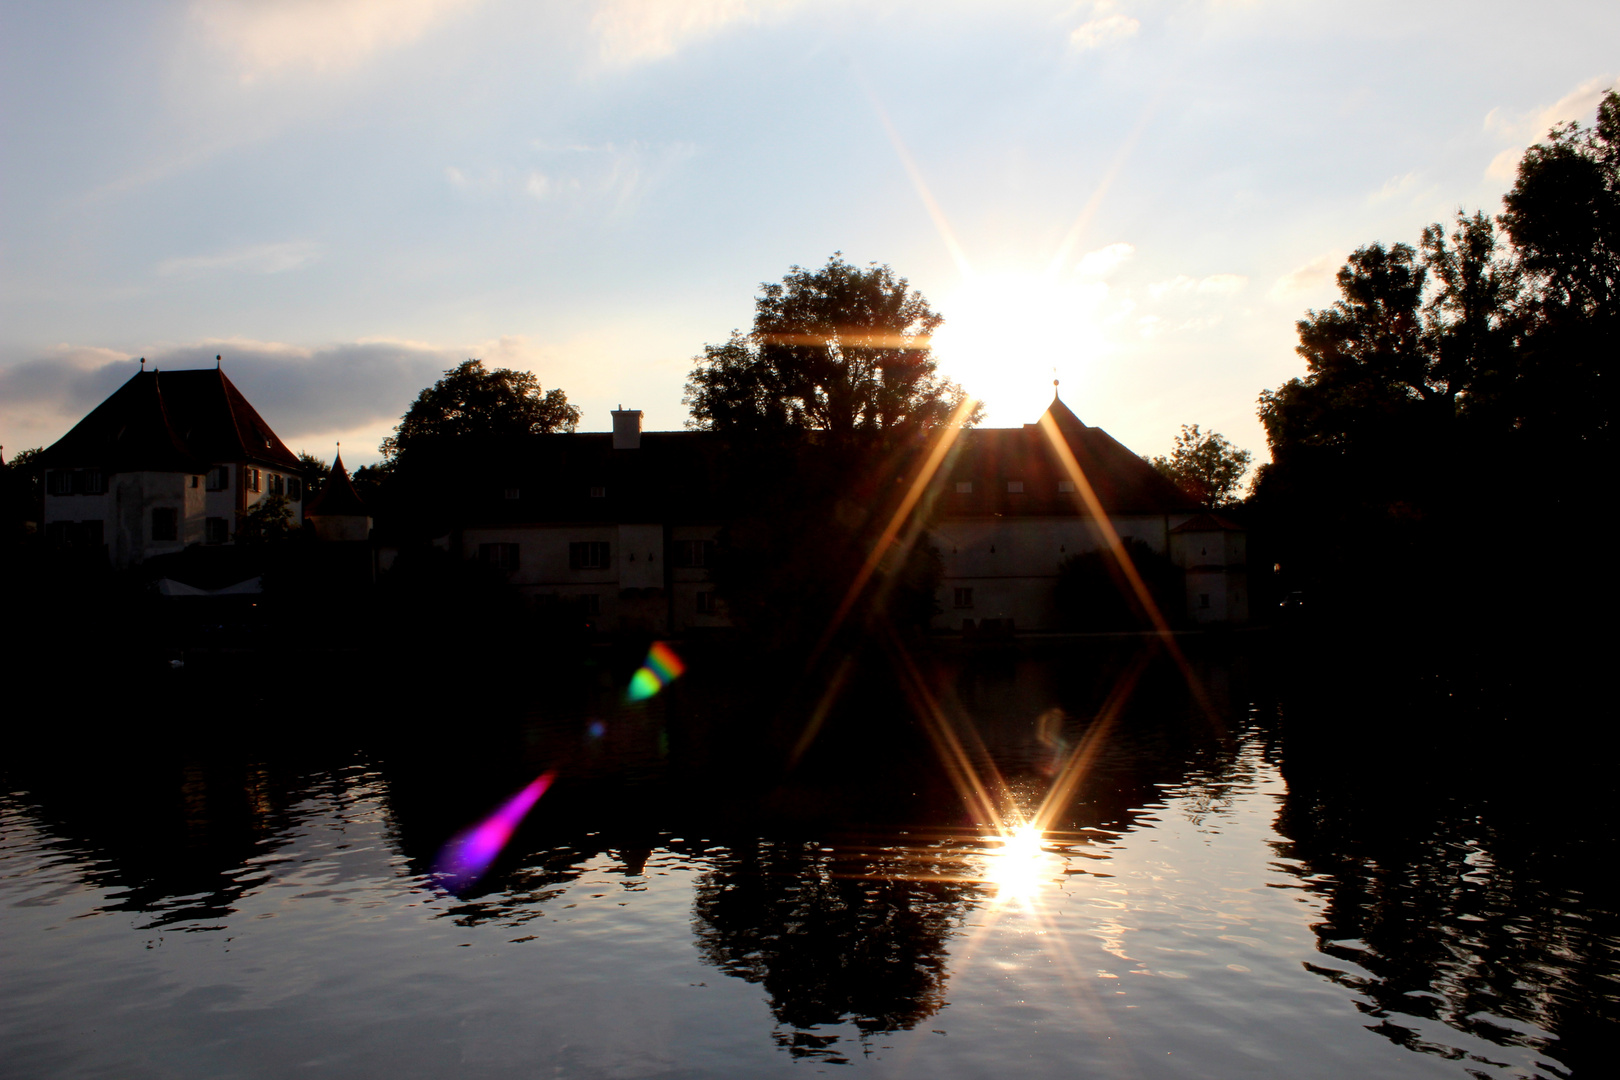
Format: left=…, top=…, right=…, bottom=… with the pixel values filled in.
left=1251, top=91, right=1616, bottom=626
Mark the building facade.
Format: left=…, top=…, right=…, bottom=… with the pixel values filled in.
left=38, top=366, right=305, bottom=569
left=457, top=399, right=1249, bottom=635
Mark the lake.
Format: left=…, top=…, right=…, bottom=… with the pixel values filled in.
left=2, top=636, right=1613, bottom=1078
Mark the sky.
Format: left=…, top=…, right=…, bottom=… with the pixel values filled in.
left=2, top=0, right=1615, bottom=470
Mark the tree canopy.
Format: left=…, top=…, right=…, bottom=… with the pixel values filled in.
left=1252, top=89, right=1616, bottom=623
left=1149, top=425, right=1252, bottom=507
left=381, top=359, right=580, bottom=466
left=684, top=254, right=980, bottom=443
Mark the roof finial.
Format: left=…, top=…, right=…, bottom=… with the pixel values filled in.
left=1052, top=365, right=1060, bottom=399
left=216, top=354, right=221, bottom=370
left=140, top=357, right=146, bottom=370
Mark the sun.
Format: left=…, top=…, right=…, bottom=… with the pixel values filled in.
left=984, top=822, right=1052, bottom=907
left=930, top=272, right=1110, bottom=425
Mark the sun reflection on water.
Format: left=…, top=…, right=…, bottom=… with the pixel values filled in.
left=985, top=822, right=1051, bottom=907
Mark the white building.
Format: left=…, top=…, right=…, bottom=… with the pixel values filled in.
left=38, top=365, right=305, bottom=569
left=456, top=398, right=1248, bottom=635
left=930, top=396, right=1248, bottom=630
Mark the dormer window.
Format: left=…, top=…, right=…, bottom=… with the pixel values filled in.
left=1007, top=480, right=1024, bottom=493
left=1058, top=480, right=1076, bottom=493
left=590, top=486, right=607, bottom=498
left=504, top=488, right=521, bottom=500
left=955, top=481, right=973, bottom=494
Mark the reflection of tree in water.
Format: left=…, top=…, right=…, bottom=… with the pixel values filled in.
left=1271, top=672, right=1620, bottom=1078
left=691, top=840, right=982, bottom=1061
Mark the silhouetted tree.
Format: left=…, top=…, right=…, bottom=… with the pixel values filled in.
left=683, top=256, right=976, bottom=652
left=1252, top=91, right=1616, bottom=624
left=1055, top=538, right=1183, bottom=631
left=381, top=359, right=580, bottom=468
left=1148, top=425, right=1253, bottom=506
left=1, top=446, right=44, bottom=541
left=296, top=452, right=331, bottom=502
left=684, top=254, right=980, bottom=444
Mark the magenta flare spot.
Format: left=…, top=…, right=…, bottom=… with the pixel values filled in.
left=433, top=770, right=556, bottom=892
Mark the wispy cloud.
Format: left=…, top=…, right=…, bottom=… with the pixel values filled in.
left=1270, top=251, right=1344, bottom=301
left=1070, top=4, right=1140, bottom=52
left=1369, top=171, right=1423, bottom=204
left=191, top=0, right=479, bottom=81
left=1482, top=74, right=1614, bottom=180
left=155, top=241, right=324, bottom=279
left=447, top=141, right=696, bottom=218
left=590, top=0, right=794, bottom=67
left=1076, top=242, right=1135, bottom=279
left=1147, top=273, right=1247, bottom=300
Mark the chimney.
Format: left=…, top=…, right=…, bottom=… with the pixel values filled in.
left=611, top=406, right=642, bottom=450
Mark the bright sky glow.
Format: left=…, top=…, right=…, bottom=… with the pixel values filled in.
left=1, top=1, right=1614, bottom=466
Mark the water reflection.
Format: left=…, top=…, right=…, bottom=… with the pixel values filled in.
left=0, top=641, right=1612, bottom=1078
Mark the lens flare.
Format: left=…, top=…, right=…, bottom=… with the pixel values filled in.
left=433, top=771, right=556, bottom=893
left=626, top=641, right=685, bottom=701
left=986, top=822, right=1050, bottom=906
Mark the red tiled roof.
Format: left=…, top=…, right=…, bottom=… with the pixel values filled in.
left=39, top=368, right=302, bottom=472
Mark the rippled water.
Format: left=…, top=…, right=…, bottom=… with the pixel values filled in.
left=1, top=643, right=1613, bottom=1078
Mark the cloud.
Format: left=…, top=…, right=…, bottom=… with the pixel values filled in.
left=1483, top=74, right=1615, bottom=180
left=155, top=241, right=324, bottom=279
left=1076, top=242, right=1135, bottom=279
left=191, top=0, right=478, bottom=81
left=590, top=0, right=794, bottom=67
left=0, top=335, right=622, bottom=462
left=1071, top=13, right=1140, bottom=51
left=1270, top=251, right=1345, bottom=301
left=1370, top=171, right=1422, bottom=203
left=1147, top=273, right=1247, bottom=300
left=448, top=142, right=696, bottom=218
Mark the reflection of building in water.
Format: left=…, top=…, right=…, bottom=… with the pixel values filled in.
left=456, top=396, right=1249, bottom=636
left=691, top=841, right=980, bottom=1061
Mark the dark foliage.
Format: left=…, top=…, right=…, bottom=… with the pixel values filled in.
left=1055, top=537, right=1184, bottom=631
left=1148, top=425, right=1252, bottom=507
left=685, top=256, right=976, bottom=653
left=1252, top=91, right=1616, bottom=625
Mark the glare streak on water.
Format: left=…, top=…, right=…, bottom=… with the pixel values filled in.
left=0, top=736, right=1595, bottom=1080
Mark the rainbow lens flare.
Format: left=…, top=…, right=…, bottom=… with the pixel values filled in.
left=433, top=771, right=556, bottom=892
left=626, top=641, right=685, bottom=701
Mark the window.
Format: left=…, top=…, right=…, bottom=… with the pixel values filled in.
left=266, top=474, right=283, bottom=496
left=249, top=468, right=261, bottom=493
left=205, top=517, right=229, bottom=545
left=570, top=541, right=611, bottom=570
left=672, top=539, right=716, bottom=568
left=589, top=486, right=607, bottom=499
left=504, top=488, right=521, bottom=500
left=1006, top=480, right=1024, bottom=493
left=191, top=475, right=200, bottom=488
left=151, top=507, right=178, bottom=542
left=1057, top=480, right=1076, bottom=493
left=954, top=481, right=973, bottom=494
left=479, top=543, right=520, bottom=570
left=46, top=471, right=73, bottom=496
left=696, top=591, right=717, bottom=615
left=81, top=519, right=104, bottom=546
left=953, top=587, right=974, bottom=609
left=287, top=477, right=302, bottom=500
left=79, top=470, right=105, bottom=494
left=206, top=466, right=230, bottom=491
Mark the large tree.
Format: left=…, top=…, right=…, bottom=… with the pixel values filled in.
left=1252, top=90, right=1617, bottom=624
left=684, top=256, right=979, bottom=653
left=684, top=254, right=979, bottom=443
left=1148, top=425, right=1253, bottom=507
left=381, top=359, right=579, bottom=467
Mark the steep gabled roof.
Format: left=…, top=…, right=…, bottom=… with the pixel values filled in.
left=304, top=453, right=369, bottom=517
left=1170, top=513, right=1242, bottom=533
left=39, top=368, right=302, bottom=472
left=937, top=394, right=1200, bottom=517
